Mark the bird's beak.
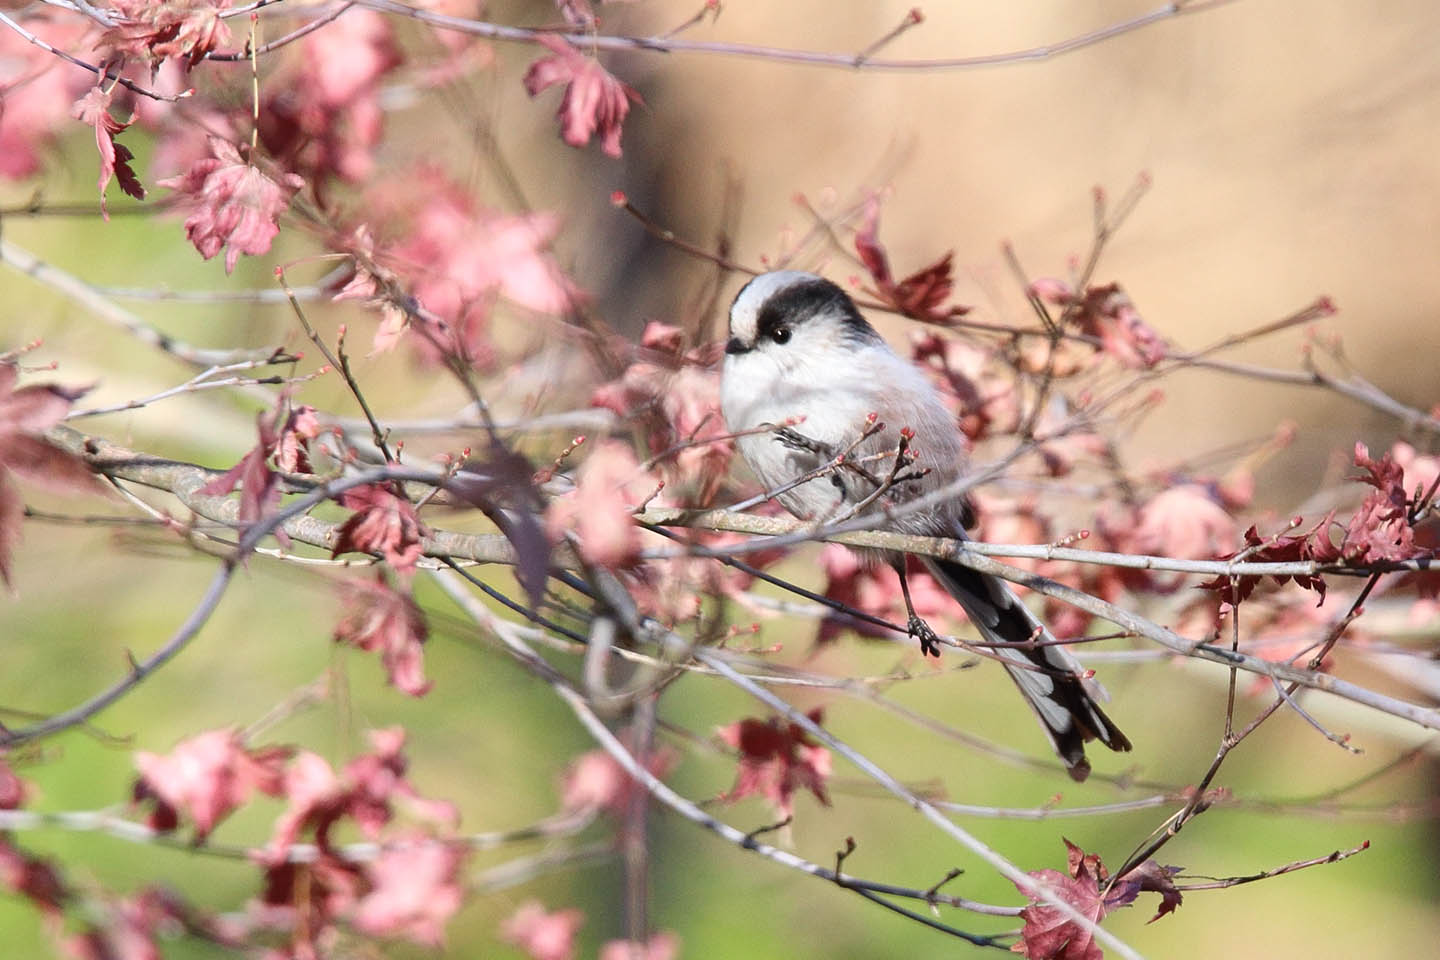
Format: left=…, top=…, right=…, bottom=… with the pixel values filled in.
left=725, top=337, right=750, bottom=355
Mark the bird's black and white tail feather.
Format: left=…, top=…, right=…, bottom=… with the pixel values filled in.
left=922, top=554, right=1131, bottom=781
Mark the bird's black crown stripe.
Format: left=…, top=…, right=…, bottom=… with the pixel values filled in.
left=752, top=278, right=880, bottom=345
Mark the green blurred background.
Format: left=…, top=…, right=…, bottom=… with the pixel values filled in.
left=4, top=1, right=1440, bottom=956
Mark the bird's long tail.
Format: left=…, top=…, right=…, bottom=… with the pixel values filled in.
left=922, top=555, right=1131, bottom=781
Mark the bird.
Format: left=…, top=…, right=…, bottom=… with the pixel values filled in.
left=719, top=270, right=1130, bottom=780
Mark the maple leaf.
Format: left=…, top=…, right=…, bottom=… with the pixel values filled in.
left=132, top=729, right=289, bottom=840
left=100, top=0, right=233, bottom=70
left=1111, top=859, right=1184, bottom=924
left=273, top=403, right=319, bottom=473
left=1033, top=279, right=1166, bottom=369
left=716, top=708, right=832, bottom=819
left=352, top=833, right=466, bottom=946
left=159, top=136, right=304, bottom=273
left=501, top=900, right=584, bottom=960
left=332, top=483, right=426, bottom=572
left=1014, top=841, right=1183, bottom=959
left=334, top=574, right=431, bottom=696
left=255, top=852, right=366, bottom=954
left=853, top=195, right=970, bottom=324
left=0, top=363, right=100, bottom=586
left=69, top=86, right=146, bottom=220
left=599, top=932, right=681, bottom=960
left=199, top=409, right=281, bottom=529
left=1342, top=442, right=1426, bottom=564
left=523, top=35, right=642, bottom=157
left=1198, top=521, right=1331, bottom=606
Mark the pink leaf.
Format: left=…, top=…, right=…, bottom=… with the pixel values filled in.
left=523, top=35, right=641, bottom=158
left=334, top=574, right=432, bottom=696
left=352, top=834, right=466, bottom=945
left=159, top=137, right=303, bottom=273
left=545, top=439, right=650, bottom=568
left=501, top=901, right=585, bottom=960
left=332, top=484, right=426, bottom=572
left=133, top=729, right=289, bottom=840
left=69, top=85, right=146, bottom=220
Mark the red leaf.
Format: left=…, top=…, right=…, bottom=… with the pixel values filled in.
left=716, top=708, right=832, bottom=819
left=69, top=86, right=146, bottom=221
left=1014, top=841, right=1183, bottom=959
left=853, top=195, right=970, bottom=323
left=132, top=729, right=289, bottom=840
left=332, top=483, right=426, bottom=573
left=523, top=35, right=642, bottom=158
left=0, top=837, right=68, bottom=924
left=159, top=137, right=303, bottom=273
left=334, top=574, right=431, bottom=696
left=501, top=900, right=584, bottom=960
left=198, top=394, right=315, bottom=537
left=1113, top=860, right=1184, bottom=924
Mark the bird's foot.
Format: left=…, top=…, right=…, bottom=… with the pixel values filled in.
left=907, top=615, right=942, bottom=658
left=773, top=426, right=834, bottom=458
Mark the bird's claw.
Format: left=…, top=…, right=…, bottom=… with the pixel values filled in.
left=773, top=426, right=833, bottom=457
left=907, top=615, right=942, bottom=657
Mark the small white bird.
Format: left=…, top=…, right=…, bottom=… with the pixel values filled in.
left=720, top=270, right=1130, bottom=780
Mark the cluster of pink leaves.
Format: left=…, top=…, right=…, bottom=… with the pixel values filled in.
left=130, top=727, right=465, bottom=954
left=590, top=321, right=735, bottom=505
left=1, top=1, right=639, bottom=284
left=0, top=759, right=241, bottom=955
left=365, top=175, right=578, bottom=368
left=1199, top=442, right=1439, bottom=605
left=1030, top=278, right=1167, bottom=369
left=198, top=390, right=434, bottom=694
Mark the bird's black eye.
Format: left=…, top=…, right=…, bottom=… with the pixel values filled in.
left=770, top=326, right=792, bottom=345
